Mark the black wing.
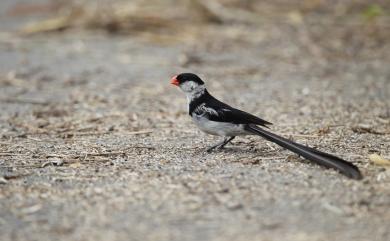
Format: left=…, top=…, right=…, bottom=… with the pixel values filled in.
left=192, top=93, right=272, bottom=127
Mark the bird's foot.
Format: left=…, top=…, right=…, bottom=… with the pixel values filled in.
left=206, top=137, right=235, bottom=153
left=206, top=145, right=225, bottom=153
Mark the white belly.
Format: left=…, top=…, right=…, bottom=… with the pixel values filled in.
left=192, top=115, right=248, bottom=136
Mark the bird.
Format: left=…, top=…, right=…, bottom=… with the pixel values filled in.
left=170, top=73, right=362, bottom=180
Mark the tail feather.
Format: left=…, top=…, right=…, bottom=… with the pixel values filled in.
left=245, top=124, right=362, bottom=180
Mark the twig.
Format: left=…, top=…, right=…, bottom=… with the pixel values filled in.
left=3, top=173, right=32, bottom=180
left=288, top=134, right=320, bottom=138
left=61, top=130, right=153, bottom=136
left=45, top=154, right=63, bottom=158
left=7, top=129, right=154, bottom=138
left=0, top=98, right=50, bottom=105
left=81, top=152, right=126, bottom=157
left=81, top=153, right=88, bottom=161
left=63, top=131, right=110, bottom=136
left=44, top=148, right=153, bottom=159
left=0, top=164, right=41, bottom=168
left=11, top=131, right=49, bottom=138
left=45, top=153, right=123, bottom=159
left=257, top=156, right=286, bottom=160
left=235, top=155, right=285, bottom=163
left=0, top=158, right=112, bottom=169
left=129, top=145, right=155, bottom=150
left=0, top=153, right=29, bottom=156
left=124, top=130, right=154, bottom=135
left=265, top=143, right=276, bottom=151
left=250, top=156, right=285, bottom=160
left=26, top=136, right=45, bottom=142
left=195, top=0, right=257, bottom=23
left=75, top=126, right=96, bottom=132
left=41, top=159, right=63, bottom=168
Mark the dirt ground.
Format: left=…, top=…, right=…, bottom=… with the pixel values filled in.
left=0, top=1, right=389, bottom=241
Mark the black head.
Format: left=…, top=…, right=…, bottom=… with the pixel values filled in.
left=170, top=73, right=205, bottom=86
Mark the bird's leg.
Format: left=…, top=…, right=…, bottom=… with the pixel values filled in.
left=206, top=139, right=226, bottom=153
left=218, top=136, right=235, bottom=149
left=206, top=136, right=236, bottom=153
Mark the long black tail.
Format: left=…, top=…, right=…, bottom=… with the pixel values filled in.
left=244, top=124, right=362, bottom=180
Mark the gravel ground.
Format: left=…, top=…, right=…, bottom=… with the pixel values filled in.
left=0, top=1, right=389, bottom=241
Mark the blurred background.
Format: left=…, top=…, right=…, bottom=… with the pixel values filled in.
left=0, top=1, right=389, bottom=241
left=2, top=0, right=390, bottom=65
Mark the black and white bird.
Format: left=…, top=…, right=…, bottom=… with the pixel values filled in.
left=170, top=73, right=362, bottom=180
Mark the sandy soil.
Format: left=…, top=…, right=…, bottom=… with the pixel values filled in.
left=0, top=1, right=389, bottom=241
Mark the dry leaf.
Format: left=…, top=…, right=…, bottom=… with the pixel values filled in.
left=287, top=11, right=304, bottom=24
left=69, top=162, right=82, bottom=168
left=369, top=154, right=390, bottom=166
left=21, top=16, right=72, bottom=34
left=0, top=177, right=8, bottom=184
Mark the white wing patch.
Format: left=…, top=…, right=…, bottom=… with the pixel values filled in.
left=195, top=103, right=219, bottom=116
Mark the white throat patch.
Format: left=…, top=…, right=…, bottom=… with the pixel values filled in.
left=180, top=81, right=205, bottom=103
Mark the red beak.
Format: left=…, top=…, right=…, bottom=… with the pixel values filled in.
left=170, top=75, right=179, bottom=86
